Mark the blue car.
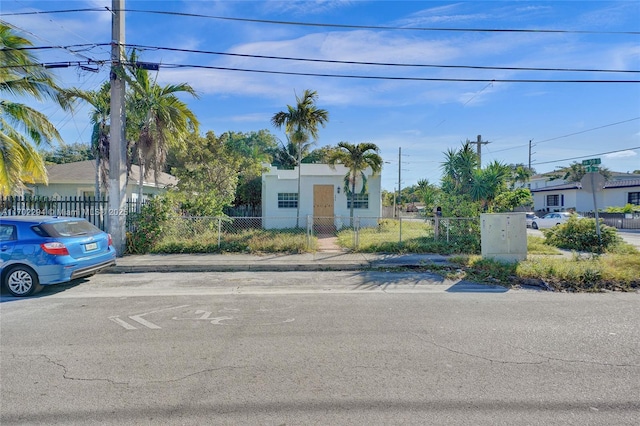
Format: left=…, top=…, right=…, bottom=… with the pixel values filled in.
left=0, top=216, right=116, bottom=297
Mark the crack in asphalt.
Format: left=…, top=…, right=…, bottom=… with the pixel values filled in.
left=409, top=332, right=640, bottom=368
left=20, top=353, right=247, bottom=386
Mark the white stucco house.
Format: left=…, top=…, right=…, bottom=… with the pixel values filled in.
left=261, top=163, right=382, bottom=230
left=526, top=172, right=640, bottom=213
left=26, top=160, right=177, bottom=201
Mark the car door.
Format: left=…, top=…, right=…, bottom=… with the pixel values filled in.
left=0, top=224, right=16, bottom=267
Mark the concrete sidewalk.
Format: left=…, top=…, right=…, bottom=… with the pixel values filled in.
left=108, top=252, right=453, bottom=273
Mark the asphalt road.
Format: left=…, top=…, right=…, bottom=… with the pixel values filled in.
left=1, top=272, right=639, bottom=425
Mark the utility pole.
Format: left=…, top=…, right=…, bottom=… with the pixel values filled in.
left=397, top=147, right=401, bottom=216
left=108, top=0, right=127, bottom=256
left=470, top=134, right=490, bottom=168
left=398, top=147, right=402, bottom=241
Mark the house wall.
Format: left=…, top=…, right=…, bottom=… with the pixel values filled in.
left=262, top=163, right=382, bottom=229
left=533, top=187, right=638, bottom=213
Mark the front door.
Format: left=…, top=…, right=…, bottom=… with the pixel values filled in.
left=313, top=185, right=335, bottom=233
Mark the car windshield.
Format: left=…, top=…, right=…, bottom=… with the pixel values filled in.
left=38, top=220, right=102, bottom=237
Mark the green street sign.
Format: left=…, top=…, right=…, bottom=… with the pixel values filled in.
left=582, top=158, right=601, bottom=166
left=585, top=166, right=599, bottom=173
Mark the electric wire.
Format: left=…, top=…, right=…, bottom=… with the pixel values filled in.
left=4, top=8, right=640, bottom=35
left=531, top=146, right=640, bottom=166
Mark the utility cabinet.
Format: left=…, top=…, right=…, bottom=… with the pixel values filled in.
left=480, top=213, right=527, bottom=262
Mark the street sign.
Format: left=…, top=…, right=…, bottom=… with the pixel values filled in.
left=585, top=166, right=599, bottom=173
left=581, top=172, right=605, bottom=193
left=582, top=158, right=601, bottom=166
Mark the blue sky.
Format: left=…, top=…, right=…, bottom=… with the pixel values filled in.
left=3, top=0, right=640, bottom=191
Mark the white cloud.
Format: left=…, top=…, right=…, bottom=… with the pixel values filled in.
left=604, top=150, right=638, bottom=159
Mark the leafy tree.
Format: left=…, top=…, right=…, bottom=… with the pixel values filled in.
left=169, top=131, right=238, bottom=216
left=493, top=188, right=533, bottom=212
left=469, top=161, right=511, bottom=210
left=269, top=139, right=298, bottom=169
left=327, top=142, right=382, bottom=224
left=219, top=130, right=278, bottom=209
left=509, top=163, right=534, bottom=188
left=125, top=53, right=199, bottom=205
left=271, top=89, right=329, bottom=226
left=304, top=145, right=340, bottom=164
left=416, top=179, right=440, bottom=214
left=42, top=143, right=94, bottom=164
left=550, top=162, right=612, bottom=183
left=0, top=23, right=70, bottom=194
left=440, top=142, right=478, bottom=195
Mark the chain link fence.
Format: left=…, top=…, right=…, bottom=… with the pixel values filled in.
left=139, top=215, right=481, bottom=254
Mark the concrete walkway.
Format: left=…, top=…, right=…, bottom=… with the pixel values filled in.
left=109, top=252, right=453, bottom=273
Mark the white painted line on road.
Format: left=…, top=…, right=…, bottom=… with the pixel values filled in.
left=109, top=316, right=137, bottom=330
left=109, top=305, right=190, bottom=330
left=128, top=314, right=162, bottom=329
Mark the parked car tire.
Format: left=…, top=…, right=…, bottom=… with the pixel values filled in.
left=3, top=265, right=42, bottom=297
left=531, top=222, right=538, bottom=230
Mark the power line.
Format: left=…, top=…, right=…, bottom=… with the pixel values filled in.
left=9, top=42, right=639, bottom=74
left=531, top=146, right=640, bottom=166
left=3, top=60, right=638, bottom=83
left=4, top=8, right=640, bottom=35
left=489, top=117, right=640, bottom=154
left=124, top=44, right=640, bottom=74
left=535, top=117, right=640, bottom=144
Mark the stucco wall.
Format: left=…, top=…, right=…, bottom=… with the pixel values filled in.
left=262, top=163, right=382, bottom=229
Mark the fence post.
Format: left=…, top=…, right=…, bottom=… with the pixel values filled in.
left=445, top=218, right=450, bottom=243
left=306, top=215, right=313, bottom=250
left=217, top=217, right=222, bottom=249
left=355, top=216, right=360, bottom=250
left=399, top=216, right=403, bottom=243
left=434, top=215, right=440, bottom=240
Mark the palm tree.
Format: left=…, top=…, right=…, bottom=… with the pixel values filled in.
left=271, top=89, right=329, bottom=227
left=125, top=55, right=199, bottom=207
left=0, top=23, right=69, bottom=195
left=469, top=160, right=511, bottom=211
left=440, top=142, right=478, bottom=195
left=61, top=82, right=110, bottom=202
left=328, top=142, right=383, bottom=225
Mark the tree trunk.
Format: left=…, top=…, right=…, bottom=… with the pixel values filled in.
left=137, top=154, right=144, bottom=213
left=350, top=170, right=356, bottom=227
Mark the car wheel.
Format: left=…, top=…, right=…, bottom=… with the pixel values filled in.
left=3, top=265, right=42, bottom=297
left=532, top=222, right=538, bottom=230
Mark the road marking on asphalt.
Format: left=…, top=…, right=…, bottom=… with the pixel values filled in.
left=109, top=305, right=190, bottom=330
left=109, top=316, right=137, bottom=330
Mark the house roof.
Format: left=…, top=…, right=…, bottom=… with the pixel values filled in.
left=530, top=178, right=640, bottom=193
left=41, top=160, right=177, bottom=188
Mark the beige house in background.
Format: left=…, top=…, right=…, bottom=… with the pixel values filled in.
left=26, top=160, right=176, bottom=201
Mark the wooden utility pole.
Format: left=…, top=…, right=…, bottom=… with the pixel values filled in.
left=108, top=0, right=127, bottom=256
left=470, top=134, right=490, bottom=167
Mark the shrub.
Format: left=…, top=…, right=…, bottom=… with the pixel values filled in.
left=126, top=196, right=179, bottom=254
left=542, top=216, right=621, bottom=253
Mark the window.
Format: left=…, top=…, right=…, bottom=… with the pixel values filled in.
left=347, top=193, right=369, bottom=209
left=546, top=195, right=559, bottom=207
left=629, top=192, right=640, bottom=206
left=0, top=225, right=16, bottom=241
left=278, top=193, right=298, bottom=208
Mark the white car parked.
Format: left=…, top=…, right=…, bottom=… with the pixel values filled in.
left=530, top=212, right=579, bottom=229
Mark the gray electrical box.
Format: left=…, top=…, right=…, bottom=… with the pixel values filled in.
left=480, top=213, right=527, bottom=262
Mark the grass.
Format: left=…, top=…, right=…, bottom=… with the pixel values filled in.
left=143, top=220, right=639, bottom=292
left=152, top=227, right=311, bottom=254
left=336, top=218, right=481, bottom=254
left=423, top=241, right=640, bottom=292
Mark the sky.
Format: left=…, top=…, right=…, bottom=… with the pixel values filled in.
left=2, top=0, right=640, bottom=191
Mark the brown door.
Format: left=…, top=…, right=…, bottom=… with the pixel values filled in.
left=313, top=185, right=335, bottom=233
